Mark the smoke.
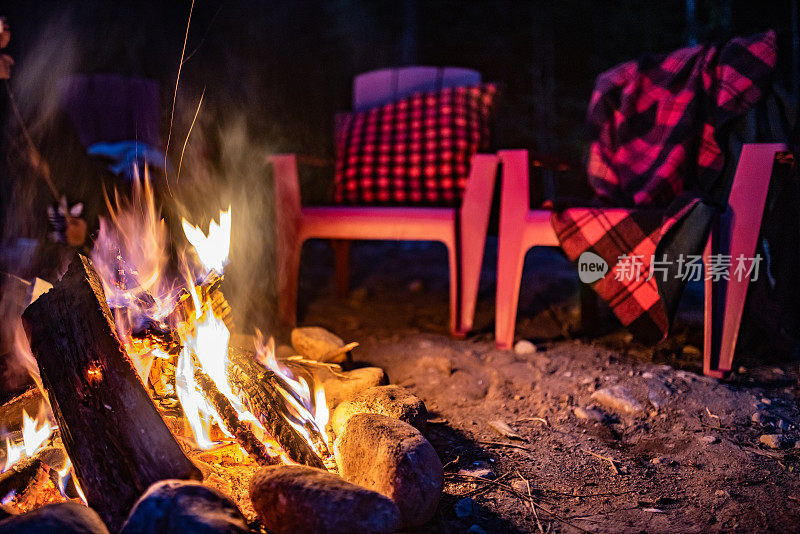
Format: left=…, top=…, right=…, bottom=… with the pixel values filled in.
left=168, top=106, right=278, bottom=335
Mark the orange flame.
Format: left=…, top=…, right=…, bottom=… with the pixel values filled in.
left=2, top=406, right=55, bottom=473
left=181, top=207, right=232, bottom=276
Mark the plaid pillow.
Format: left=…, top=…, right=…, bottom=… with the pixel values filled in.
left=334, top=83, right=497, bottom=206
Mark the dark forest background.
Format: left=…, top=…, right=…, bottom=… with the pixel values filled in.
left=0, top=0, right=797, bottom=331
left=3, top=1, right=797, bottom=170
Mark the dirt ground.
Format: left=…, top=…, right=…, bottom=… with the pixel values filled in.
left=296, top=239, right=800, bottom=534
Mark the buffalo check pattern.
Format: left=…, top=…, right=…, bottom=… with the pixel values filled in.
left=553, top=31, right=776, bottom=340
left=334, top=84, right=497, bottom=206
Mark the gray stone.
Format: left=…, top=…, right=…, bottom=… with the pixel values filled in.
left=331, top=385, right=427, bottom=437
left=0, top=502, right=108, bottom=534
left=591, top=385, right=643, bottom=414
left=120, top=479, right=249, bottom=534
left=322, top=367, right=388, bottom=410
left=759, top=434, right=794, bottom=450
left=334, top=413, right=443, bottom=528
left=249, top=465, right=400, bottom=534
left=699, top=435, right=720, bottom=445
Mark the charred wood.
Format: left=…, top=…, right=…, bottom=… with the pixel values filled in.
left=22, top=255, right=202, bottom=530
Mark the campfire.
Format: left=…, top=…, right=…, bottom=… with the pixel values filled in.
left=1, top=170, right=439, bottom=533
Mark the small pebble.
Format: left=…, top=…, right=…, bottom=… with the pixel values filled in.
left=760, top=434, right=793, bottom=449
left=514, top=339, right=537, bottom=355
left=458, top=461, right=495, bottom=480
left=751, top=412, right=774, bottom=426
left=699, top=435, right=719, bottom=445
left=715, top=490, right=730, bottom=499
left=574, top=406, right=607, bottom=423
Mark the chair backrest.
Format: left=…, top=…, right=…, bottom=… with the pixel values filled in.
left=352, top=66, right=481, bottom=111
left=58, top=74, right=161, bottom=149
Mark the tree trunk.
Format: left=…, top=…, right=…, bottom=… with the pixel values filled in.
left=22, top=254, right=201, bottom=531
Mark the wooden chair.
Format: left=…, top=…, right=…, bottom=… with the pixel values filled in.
left=269, top=67, right=498, bottom=335
left=495, top=144, right=787, bottom=377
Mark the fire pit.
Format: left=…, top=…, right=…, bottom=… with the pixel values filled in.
left=1, top=172, right=442, bottom=533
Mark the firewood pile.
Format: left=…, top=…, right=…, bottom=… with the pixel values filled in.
left=0, top=254, right=443, bottom=533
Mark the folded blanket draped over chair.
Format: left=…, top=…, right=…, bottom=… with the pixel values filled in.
left=551, top=31, right=778, bottom=341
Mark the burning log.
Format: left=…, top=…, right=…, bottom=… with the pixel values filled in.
left=22, top=255, right=202, bottom=530
left=0, top=456, right=48, bottom=500
left=227, top=349, right=326, bottom=469
left=191, top=365, right=279, bottom=467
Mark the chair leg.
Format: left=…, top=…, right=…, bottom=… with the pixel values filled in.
left=495, top=233, right=527, bottom=349
left=331, top=239, right=350, bottom=298
left=459, top=211, right=489, bottom=336
left=704, top=144, right=783, bottom=377
left=446, top=241, right=462, bottom=337
left=703, top=228, right=724, bottom=378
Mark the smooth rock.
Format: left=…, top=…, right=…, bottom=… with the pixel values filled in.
left=699, top=435, right=719, bottom=445
left=574, top=406, right=607, bottom=423
left=249, top=465, right=400, bottom=534
left=322, top=367, right=388, bottom=410
left=513, top=340, right=537, bottom=355
left=0, top=502, right=109, bottom=534
left=0, top=504, right=18, bottom=521
left=120, top=480, right=249, bottom=534
left=454, top=497, right=474, bottom=518
left=331, top=385, right=427, bottom=436
left=291, top=327, right=355, bottom=364
left=591, top=385, right=643, bottom=414
left=759, top=434, right=794, bottom=450
left=335, top=414, right=443, bottom=528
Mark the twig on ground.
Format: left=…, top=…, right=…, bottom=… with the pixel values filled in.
left=463, top=473, right=510, bottom=499
left=442, top=455, right=460, bottom=471
left=580, top=448, right=620, bottom=475
left=516, top=469, right=544, bottom=534
left=478, top=440, right=535, bottom=453
left=517, top=417, right=550, bottom=427
left=444, top=473, right=591, bottom=533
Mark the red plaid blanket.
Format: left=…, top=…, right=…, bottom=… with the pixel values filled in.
left=552, top=31, right=777, bottom=340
